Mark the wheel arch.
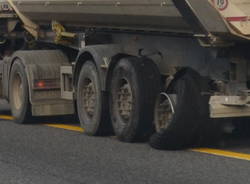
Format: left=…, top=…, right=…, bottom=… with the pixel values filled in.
left=74, top=44, right=124, bottom=91
left=8, top=50, right=69, bottom=99
left=105, top=53, right=132, bottom=91
left=74, top=51, right=94, bottom=90
left=8, top=50, right=74, bottom=116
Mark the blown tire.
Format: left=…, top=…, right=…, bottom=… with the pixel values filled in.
left=150, top=68, right=212, bottom=150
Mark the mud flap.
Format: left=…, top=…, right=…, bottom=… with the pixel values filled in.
left=10, top=50, right=74, bottom=116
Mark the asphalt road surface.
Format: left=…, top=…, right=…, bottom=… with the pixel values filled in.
left=1, top=100, right=250, bottom=184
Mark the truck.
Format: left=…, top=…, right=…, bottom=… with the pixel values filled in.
left=0, top=0, right=249, bottom=150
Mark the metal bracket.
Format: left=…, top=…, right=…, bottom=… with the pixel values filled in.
left=60, top=66, right=73, bottom=100
left=209, top=95, right=250, bottom=118
left=51, top=21, right=76, bottom=45
left=7, top=0, right=39, bottom=38
left=196, top=34, right=233, bottom=47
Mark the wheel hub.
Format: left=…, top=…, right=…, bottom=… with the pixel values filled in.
left=155, top=93, right=176, bottom=132
left=12, top=73, right=23, bottom=110
left=116, top=79, right=133, bottom=123
left=82, top=78, right=96, bottom=118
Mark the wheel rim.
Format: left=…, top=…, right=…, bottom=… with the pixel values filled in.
left=116, top=78, right=133, bottom=124
left=155, top=93, right=176, bottom=132
left=81, top=77, right=96, bottom=119
left=12, top=72, right=23, bottom=110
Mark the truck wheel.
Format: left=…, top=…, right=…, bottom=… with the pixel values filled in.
left=149, top=68, right=210, bottom=150
left=9, top=59, right=32, bottom=124
left=109, top=57, right=160, bottom=142
left=77, top=61, right=111, bottom=136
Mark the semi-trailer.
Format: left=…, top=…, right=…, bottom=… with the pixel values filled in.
left=0, top=0, right=250, bottom=149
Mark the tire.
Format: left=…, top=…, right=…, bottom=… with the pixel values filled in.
left=9, top=59, right=32, bottom=124
left=109, top=57, right=160, bottom=142
left=77, top=61, right=111, bottom=136
left=149, top=68, right=212, bottom=150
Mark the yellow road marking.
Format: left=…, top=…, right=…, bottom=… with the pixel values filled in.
left=0, top=115, right=14, bottom=120
left=44, top=124, right=84, bottom=132
left=192, top=148, right=250, bottom=161
left=0, top=114, right=83, bottom=132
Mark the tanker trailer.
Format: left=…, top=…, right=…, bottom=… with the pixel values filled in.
left=0, top=0, right=250, bottom=149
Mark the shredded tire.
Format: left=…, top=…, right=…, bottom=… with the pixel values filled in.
left=149, top=68, right=218, bottom=150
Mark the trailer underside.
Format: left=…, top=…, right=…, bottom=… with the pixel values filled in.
left=0, top=0, right=250, bottom=149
